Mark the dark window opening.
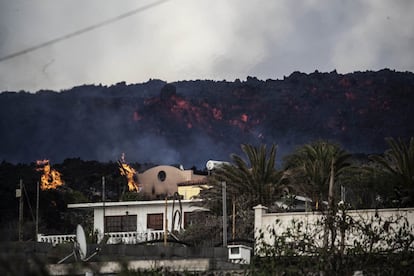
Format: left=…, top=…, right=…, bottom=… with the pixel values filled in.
left=105, top=215, right=137, bottom=232
left=147, top=213, right=163, bottom=230
left=158, top=171, right=166, bottom=182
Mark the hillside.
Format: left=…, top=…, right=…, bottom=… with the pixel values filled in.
left=1, top=69, right=413, bottom=167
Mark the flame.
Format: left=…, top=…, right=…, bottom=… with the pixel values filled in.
left=118, top=153, right=141, bottom=192
left=36, top=160, right=64, bottom=190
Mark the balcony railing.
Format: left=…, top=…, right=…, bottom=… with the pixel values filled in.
left=105, top=230, right=164, bottom=244
left=37, top=234, right=76, bottom=245
left=38, top=230, right=165, bottom=245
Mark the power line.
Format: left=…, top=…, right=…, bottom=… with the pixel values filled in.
left=0, top=0, right=170, bottom=62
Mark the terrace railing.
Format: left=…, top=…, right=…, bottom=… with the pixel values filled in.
left=38, top=230, right=165, bottom=245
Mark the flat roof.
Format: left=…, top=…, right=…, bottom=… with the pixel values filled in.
left=68, top=199, right=203, bottom=209
left=177, top=179, right=208, bottom=186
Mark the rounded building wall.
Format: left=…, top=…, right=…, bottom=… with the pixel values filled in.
left=137, top=165, right=192, bottom=198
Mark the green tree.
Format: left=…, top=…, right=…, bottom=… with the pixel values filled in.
left=207, top=144, right=284, bottom=206
left=283, top=140, right=351, bottom=210
left=199, top=144, right=285, bottom=240
left=369, top=137, right=414, bottom=206
left=340, top=155, right=397, bottom=209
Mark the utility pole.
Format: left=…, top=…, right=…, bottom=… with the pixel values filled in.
left=232, top=196, right=236, bottom=240
left=164, top=197, right=168, bottom=246
left=328, top=159, right=335, bottom=210
left=18, top=179, right=23, bottom=241
left=222, top=182, right=227, bottom=247
left=340, top=185, right=346, bottom=202
left=102, top=176, right=106, bottom=237
left=35, top=181, right=39, bottom=241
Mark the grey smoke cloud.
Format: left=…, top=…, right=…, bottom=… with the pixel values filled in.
left=0, top=0, right=413, bottom=92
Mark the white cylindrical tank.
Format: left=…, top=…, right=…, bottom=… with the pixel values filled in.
left=206, top=160, right=230, bottom=171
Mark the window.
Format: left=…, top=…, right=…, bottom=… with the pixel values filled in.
left=157, top=170, right=166, bottom=181
left=105, top=215, right=137, bottom=232
left=147, top=213, right=163, bottom=230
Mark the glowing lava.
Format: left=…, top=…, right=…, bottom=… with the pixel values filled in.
left=240, top=113, right=248, bottom=123
left=36, top=159, right=64, bottom=190
left=118, top=153, right=141, bottom=192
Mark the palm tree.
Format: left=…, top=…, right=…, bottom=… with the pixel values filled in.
left=207, top=143, right=284, bottom=207
left=198, top=144, right=285, bottom=240
left=283, top=140, right=351, bottom=252
left=283, top=140, right=351, bottom=210
left=369, top=137, right=414, bottom=206
left=338, top=154, right=400, bottom=209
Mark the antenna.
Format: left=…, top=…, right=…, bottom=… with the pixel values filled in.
left=58, top=224, right=99, bottom=264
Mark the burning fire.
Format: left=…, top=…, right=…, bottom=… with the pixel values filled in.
left=36, top=159, right=64, bottom=190
left=118, top=153, right=142, bottom=192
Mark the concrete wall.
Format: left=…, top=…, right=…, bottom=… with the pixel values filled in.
left=99, top=244, right=227, bottom=259
left=47, top=259, right=212, bottom=275
left=47, top=245, right=229, bottom=275
left=254, top=205, right=414, bottom=251
left=0, top=242, right=231, bottom=275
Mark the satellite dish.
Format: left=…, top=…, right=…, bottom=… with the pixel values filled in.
left=206, top=160, right=230, bottom=171
left=76, top=224, right=87, bottom=260
left=58, top=224, right=99, bottom=264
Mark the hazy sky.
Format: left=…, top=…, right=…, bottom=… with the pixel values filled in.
left=0, top=0, right=413, bottom=92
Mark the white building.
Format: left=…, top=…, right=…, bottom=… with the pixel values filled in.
left=61, top=199, right=205, bottom=244
left=137, top=165, right=207, bottom=199
left=38, top=198, right=206, bottom=245
left=38, top=165, right=208, bottom=245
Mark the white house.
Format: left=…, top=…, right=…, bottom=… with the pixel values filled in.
left=38, top=164, right=208, bottom=245
left=38, top=199, right=206, bottom=245
left=62, top=199, right=205, bottom=244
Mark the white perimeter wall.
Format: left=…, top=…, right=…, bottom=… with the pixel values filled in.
left=254, top=205, right=414, bottom=250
